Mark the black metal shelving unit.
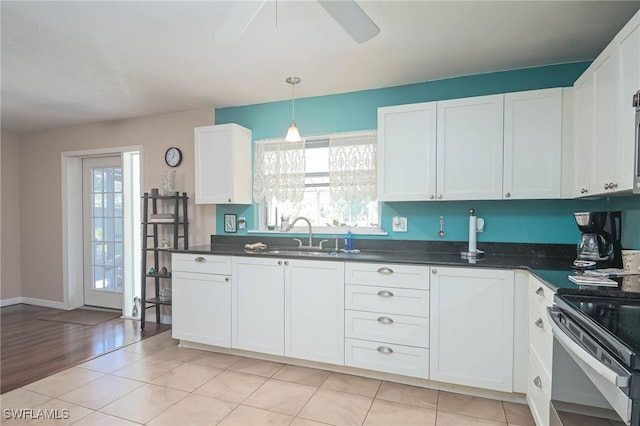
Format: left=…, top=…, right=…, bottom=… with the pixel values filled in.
left=140, top=192, right=188, bottom=330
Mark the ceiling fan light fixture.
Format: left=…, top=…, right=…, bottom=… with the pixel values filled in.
left=285, top=76, right=302, bottom=142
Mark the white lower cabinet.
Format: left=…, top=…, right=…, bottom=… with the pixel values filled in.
left=232, top=257, right=345, bottom=364
left=232, top=257, right=285, bottom=355
left=171, top=254, right=232, bottom=347
left=344, top=262, right=430, bottom=378
left=285, top=260, right=345, bottom=365
left=429, top=267, right=515, bottom=392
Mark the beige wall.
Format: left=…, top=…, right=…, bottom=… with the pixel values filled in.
left=1, top=131, right=22, bottom=301
left=17, top=108, right=216, bottom=303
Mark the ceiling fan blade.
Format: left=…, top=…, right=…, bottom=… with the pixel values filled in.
left=318, top=0, right=379, bottom=43
left=216, top=0, right=267, bottom=41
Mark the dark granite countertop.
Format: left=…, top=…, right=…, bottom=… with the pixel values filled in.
left=171, top=236, right=584, bottom=292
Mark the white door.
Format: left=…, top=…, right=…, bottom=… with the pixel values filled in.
left=285, top=259, right=345, bottom=365
left=83, top=156, right=123, bottom=309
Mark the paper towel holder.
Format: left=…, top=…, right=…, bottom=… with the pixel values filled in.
left=461, top=208, right=485, bottom=260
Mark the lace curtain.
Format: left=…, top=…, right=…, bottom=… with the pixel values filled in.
left=253, top=138, right=306, bottom=202
left=328, top=131, right=377, bottom=201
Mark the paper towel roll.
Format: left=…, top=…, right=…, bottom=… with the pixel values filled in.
left=469, top=215, right=477, bottom=254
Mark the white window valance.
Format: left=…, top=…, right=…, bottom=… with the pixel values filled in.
left=253, top=138, right=306, bottom=202
left=328, top=131, right=377, bottom=201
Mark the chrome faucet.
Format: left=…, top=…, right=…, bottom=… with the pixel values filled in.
left=288, top=216, right=313, bottom=248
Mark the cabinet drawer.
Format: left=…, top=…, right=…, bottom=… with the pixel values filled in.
left=345, top=310, right=429, bottom=348
left=172, top=253, right=232, bottom=274
left=528, top=307, right=553, bottom=377
left=529, top=276, right=554, bottom=307
left=345, top=338, right=429, bottom=379
left=345, top=263, right=429, bottom=289
left=345, top=284, right=429, bottom=317
left=527, top=351, right=551, bottom=426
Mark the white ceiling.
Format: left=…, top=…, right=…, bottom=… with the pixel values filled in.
left=2, top=1, right=639, bottom=134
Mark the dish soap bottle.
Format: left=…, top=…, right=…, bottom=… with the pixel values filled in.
left=345, top=228, right=355, bottom=251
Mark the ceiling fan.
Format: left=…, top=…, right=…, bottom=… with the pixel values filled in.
left=216, top=0, right=380, bottom=44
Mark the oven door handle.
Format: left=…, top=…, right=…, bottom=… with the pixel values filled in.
left=548, top=307, right=630, bottom=388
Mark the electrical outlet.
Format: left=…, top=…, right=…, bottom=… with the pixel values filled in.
left=477, top=217, right=485, bottom=233
left=392, top=216, right=408, bottom=232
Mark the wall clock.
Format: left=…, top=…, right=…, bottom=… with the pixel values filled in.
left=165, top=147, right=182, bottom=167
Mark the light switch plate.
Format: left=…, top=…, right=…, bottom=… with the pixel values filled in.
left=392, top=216, right=408, bottom=232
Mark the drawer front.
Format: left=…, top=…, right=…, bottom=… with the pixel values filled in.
left=345, top=263, right=429, bottom=289
left=172, top=253, right=232, bottom=274
left=529, top=276, right=554, bottom=307
left=345, top=338, right=429, bottom=379
left=528, top=307, right=553, bottom=377
left=527, top=351, right=551, bottom=426
left=345, top=310, right=429, bottom=348
left=345, top=284, right=429, bottom=317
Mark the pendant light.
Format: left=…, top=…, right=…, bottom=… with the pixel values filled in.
left=285, top=76, right=302, bottom=142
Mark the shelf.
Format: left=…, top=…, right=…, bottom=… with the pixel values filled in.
left=144, top=297, right=172, bottom=306
left=145, top=273, right=172, bottom=279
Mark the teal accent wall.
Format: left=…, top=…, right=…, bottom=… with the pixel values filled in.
left=215, top=62, right=640, bottom=248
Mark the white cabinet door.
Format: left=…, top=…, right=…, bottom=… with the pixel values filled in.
left=377, top=102, right=437, bottom=201
left=590, top=47, right=619, bottom=194
left=194, top=123, right=252, bottom=204
left=232, top=257, right=285, bottom=355
left=430, top=267, right=514, bottom=392
left=573, top=74, right=594, bottom=197
left=437, top=95, right=504, bottom=200
left=172, top=271, right=231, bottom=347
left=504, top=89, right=562, bottom=199
left=616, top=12, right=640, bottom=191
left=284, top=260, right=344, bottom=365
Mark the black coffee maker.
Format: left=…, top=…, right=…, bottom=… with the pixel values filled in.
left=573, top=211, right=623, bottom=269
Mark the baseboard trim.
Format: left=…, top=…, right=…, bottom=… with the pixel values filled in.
left=1, top=297, right=67, bottom=310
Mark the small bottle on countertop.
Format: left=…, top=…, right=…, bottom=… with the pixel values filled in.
left=345, top=228, right=355, bottom=251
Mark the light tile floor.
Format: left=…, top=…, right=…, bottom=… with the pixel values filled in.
left=0, top=331, right=536, bottom=425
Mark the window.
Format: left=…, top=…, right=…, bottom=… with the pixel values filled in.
left=253, top=131, right=380, bottom=234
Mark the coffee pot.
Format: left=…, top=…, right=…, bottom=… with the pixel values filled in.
left=573, top=211, right=622, bottom=268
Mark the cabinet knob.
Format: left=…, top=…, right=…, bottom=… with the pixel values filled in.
left=377, top=290, right=394, bottom=297
left=611, top=182, right=618, bottom=189
left=377, top=267, right=394, bottom=275
left=377, top=316, right=394, bottom=324
left=225, top=277, right=230, bottom=282
left=505, top=192, right=511, bottom=198
left=437, top=194, right=443, bottom=199
left=376, top=346, right=394, bottom=354
left=533, top=376, right=542, bottom=388
left=278, top=261, right=282, bottom=266
left=534, top=318, right=544, bottom=329
left=432, top=268, right=437, bottom=274
left=604, top=183, right=610, bottom=190
left=535, top=286, right=544, bottom=296
left=195, top=257, right=206, bottom=263
left=284, top=261, right=289, bottom=266
left=429, top=194, right=435, bottom=200
left=228, top=198, right=232, bottom=203
left=581, top=188, right=588, bottom=194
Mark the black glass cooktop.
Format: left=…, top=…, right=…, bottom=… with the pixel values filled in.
left=556, top=291, right=640, bottom=370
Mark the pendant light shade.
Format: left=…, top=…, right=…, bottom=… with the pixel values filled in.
left=285, top=76, right=302, bottom=142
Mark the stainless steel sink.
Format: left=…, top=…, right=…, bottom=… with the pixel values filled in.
left=263, top=249, right=335, bottom=257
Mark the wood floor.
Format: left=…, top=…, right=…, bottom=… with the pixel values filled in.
left=0, top=304, right=170, bottom=394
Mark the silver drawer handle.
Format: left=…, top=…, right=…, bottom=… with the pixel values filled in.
left=535, top=287, right=544, bottom=296
left=377, top=267, right=394, bottom=274
left=377, top=316, right=394, bottom=324
left=377, top=346, right=394, bottom=354
left=534, top=318, right=544, bottom=329
left=377, top=290, right=394, bottom=297
left=533, top=376, right=542, bottom=388
left=195, top=257, right=206, bottom=263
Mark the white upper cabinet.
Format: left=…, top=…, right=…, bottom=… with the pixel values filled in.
left=437, top=94, right=504, bottom=200
left=194, top=123, right=252, bottom=204
left=574, top=10, right=640, bottom=195
left=616, top=12, right=640, bottom=191
left=504, top=88, right=562, bottom=199
left=377, top=102, right=437, bottom=201
left=573, top=74, right=594, bottom=197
